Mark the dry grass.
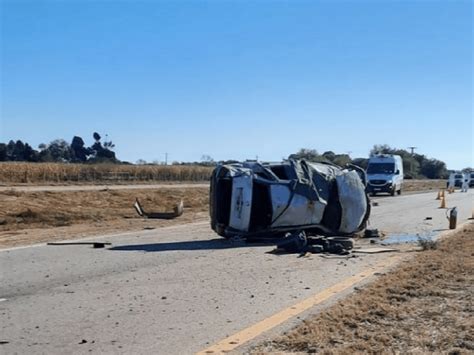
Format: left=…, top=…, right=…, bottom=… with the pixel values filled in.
left=255, top=223, right=474, bottom=354
left=0, top=187, right=209, bottom=231
left=0, top=162, right=213, bottom=184
left=403, top=179, right=446, bottom=193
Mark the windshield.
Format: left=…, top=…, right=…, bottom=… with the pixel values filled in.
left=367, top=163, right=395, bottom=174
left=455, top=174, right=463, bottom=179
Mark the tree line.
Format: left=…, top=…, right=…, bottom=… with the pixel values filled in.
left=0, top=133, right=117, bottom=163
left=288, top=144, right=467, bottom=179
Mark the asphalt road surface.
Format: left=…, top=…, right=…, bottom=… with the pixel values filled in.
left=1, top=190, right=473, bottom=354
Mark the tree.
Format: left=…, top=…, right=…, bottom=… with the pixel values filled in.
left=420, top=159, right=448, bottom=179
left=351, top=158, right=368, bottom=170
left=89, top=132, right=117, bottom=162
left=200, top=155, right=215, bottom=166
left=38, top=139, right=72, bottom=162
left=369, top=144, right=393, bottom=157
left=288, top=148, right=325, bottom=162
left=333, top=154, right=351, bottom=167
left=322, top=151, right=336, bottom=162
left=71, top=136, right=89, bottom=162
left=0, top=143, right=6, bottom=161
left=22, top=143, right=38, bottom=162
left=93, top=132, right=101, bottom=142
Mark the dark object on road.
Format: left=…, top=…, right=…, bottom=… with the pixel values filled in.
left=277, top=231, right=308, bottom=253
left=210, top=159, right=370, bottom=239
left=425, top=217, right=433, bottom=220
left=47, top=242, right=111, bottom=248
left=134, top=198, right=184, bottom=219
left=276, top=231, right=353, bottom=255
left=364, top=229, right=380, bottom=238
left=353, top=247, right=399, bottom=254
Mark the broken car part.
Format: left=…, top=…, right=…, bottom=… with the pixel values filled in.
left=134, top=198, right=184, bottom=219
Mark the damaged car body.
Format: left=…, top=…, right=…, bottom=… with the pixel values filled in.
left=210, top=159, right=370, bottom=239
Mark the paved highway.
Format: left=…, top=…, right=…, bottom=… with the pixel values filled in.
left=1, top=190, right=472, bottom=354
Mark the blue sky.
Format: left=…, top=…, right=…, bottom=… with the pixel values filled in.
left=1, top=0, right=472, bottom=169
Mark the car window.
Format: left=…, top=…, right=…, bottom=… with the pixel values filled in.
left=367, top=163, right=395, bottom=174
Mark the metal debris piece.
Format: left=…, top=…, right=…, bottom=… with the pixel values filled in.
left=134, top=198, right=184, bottom=219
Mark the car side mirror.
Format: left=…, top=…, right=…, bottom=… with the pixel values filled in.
left=395, top=170, right=400, bottom=175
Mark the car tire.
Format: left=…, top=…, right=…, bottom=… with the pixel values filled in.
left=397, top=188, right=402, bottom=195
left=390, top=187, right=396, bottom=196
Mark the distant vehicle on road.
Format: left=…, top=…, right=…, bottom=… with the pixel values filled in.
left=469, top=172, right=474, bottom=187
left=447, top=172, right=464, bottom=188
left=209, top=159, right=370, bottom=239
left=366, top=154, right=404, bottom=196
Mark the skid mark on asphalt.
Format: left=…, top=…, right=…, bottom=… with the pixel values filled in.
left=197, top=255, right=403, bottom=354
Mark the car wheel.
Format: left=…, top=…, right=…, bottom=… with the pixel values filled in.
left=397, top=188, right=402, bottom=195
left=390, top=187, right=396, bottom=196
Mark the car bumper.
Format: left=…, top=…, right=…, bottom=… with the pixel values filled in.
left=367, top=184, right=393, bottom=193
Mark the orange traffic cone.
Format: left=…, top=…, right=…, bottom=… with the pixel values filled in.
left=436, top=190, right=441, bottom=200
left=441, top=189, right=445, bottom=199
left=439, top=197, right=446, bottom=209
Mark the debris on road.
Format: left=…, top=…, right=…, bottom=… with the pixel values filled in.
left=47, top=242, right=111, bottom=248
left=363, top=228, right=381, bottom=238
left=134, top=198, right=184, bottom=219
left=272, top=231, right=355, bottom=256
left=353, top=247, right=399, bottom=254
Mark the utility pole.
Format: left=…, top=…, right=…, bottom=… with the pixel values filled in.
left=165, top=152, right=168, bottom=165
left=407, top=146, right=417, bottom=176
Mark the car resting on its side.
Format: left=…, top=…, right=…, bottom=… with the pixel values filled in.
left=210, top=159, right=370, bottom=239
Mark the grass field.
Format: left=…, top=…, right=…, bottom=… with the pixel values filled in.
left=0, top=162, right=213, bottom=184
left=254, top=223, right=474, bottom=354
left=0, top=163, right=449, bottom=189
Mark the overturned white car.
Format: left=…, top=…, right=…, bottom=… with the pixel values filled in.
left=210, top=159, right=370, bottom=239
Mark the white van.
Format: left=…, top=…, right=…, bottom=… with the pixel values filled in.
left=366, top=154, right=404, bottom=196
left=447, top=172, right=464, bottom=188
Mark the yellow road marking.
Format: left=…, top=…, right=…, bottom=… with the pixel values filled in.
left=197, top=255, right=403, bottom=354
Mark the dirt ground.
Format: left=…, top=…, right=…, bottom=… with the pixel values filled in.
left=402, top=179, right=446, bottom=192
left=254, top=223, right=474, bottom=354
left=0, top=187, right=209, bottom=248
left=0, top=180, right=447, bottom=249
